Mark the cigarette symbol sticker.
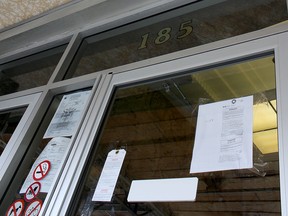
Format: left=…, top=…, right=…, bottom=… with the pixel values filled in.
left=24, top=182, right=41, bottom=202
left=33, top=160, right=51, bottom=181
left=24, top=199, right=42, bottom=216
left=5, top=199, right=25, bottom=216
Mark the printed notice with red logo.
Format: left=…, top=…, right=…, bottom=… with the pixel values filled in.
left=19, top=137, right=70, bottom=193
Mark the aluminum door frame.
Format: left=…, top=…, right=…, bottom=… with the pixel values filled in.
left=47, top=31, right=288, bottom=215
left=0, top=93, right=42, bottom=199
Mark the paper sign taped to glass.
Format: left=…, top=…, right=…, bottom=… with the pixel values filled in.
left=190, top=95, right=253, bottom=173
left=44, top=90, right=91, bottom=138
left=20, top=137, right=71, bottom=193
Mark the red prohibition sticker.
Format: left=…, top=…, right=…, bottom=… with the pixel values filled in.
left=24, top=199, right=42, bottom=216
left=24, top=182, right=41, bottom=202
left=33, top=160, right=51, bottom=181
left=5, top=199, right=25, bottom=216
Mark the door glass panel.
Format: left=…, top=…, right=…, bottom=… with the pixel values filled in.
left=0, top=89, right=92, bottom=215
left=0, top=44, right=67, bottom=96
left=74, top=54, right=280, bottom=215
left=0, top=107, right=26, bottom=156
left=64, top=0, right=287, bottom=79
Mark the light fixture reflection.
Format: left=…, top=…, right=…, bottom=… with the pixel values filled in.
left=253, top=129, right=278, bottom=154
left=253, top=100, right=278, bottom=154
left=253, top=102, right=277, bottom=132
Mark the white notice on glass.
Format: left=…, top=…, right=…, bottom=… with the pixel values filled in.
left=128, top=177, right=198, bottom=202
left=44, top=90, right=91, bottom=138
left=20, top=137, right=71, bottom=193
left=190, top=96, right=253, bottom=173
left=92, top=149, right=126, bottom=202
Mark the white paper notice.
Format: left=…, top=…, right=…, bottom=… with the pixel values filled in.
left=44, top=90, right=91, bottom=138
left=92, top=149, right=126, bottom=202
left=190, top=96, right=253, bottom=173
left=20, top=137, right=71, bottom=193
left=128, top=177, right=198, bottom=202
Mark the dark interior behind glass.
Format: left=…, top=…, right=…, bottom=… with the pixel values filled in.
left=0, top=44, right=67, bottom=96
left=0, top=107, right=27, bottom=156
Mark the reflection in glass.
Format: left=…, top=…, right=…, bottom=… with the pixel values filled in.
left=65, top=0, right=287, bottom=79
left=0, top=107, right=26, bottom=156
left=74, top=55, right=280, bottom=215
left=0, top=89, right=92, bottom=216
left=0, top=44, right=67, bottom=96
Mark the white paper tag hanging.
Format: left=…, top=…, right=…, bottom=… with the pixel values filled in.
left=92, top=149, right=126, bottom=202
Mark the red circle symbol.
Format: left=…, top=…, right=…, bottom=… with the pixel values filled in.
left=33, top=160, right=51, bottom=181
left=24, top=182, right=41, bottom=202
left=5, top=199, right=25, bottom=216
left=24, top=199, right=42, bottom=216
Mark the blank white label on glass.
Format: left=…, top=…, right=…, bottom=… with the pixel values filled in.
left=127, top=177, right=198, bottom=202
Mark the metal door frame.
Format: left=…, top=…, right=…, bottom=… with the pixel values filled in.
left=46, top=30, right=288, bottom=215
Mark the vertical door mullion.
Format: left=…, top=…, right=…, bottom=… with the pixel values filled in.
left=45, top=73, right=113, bottom=215
left=274, top=32, right=288, bottom=216
left=0, top=93, right=42, bottom=202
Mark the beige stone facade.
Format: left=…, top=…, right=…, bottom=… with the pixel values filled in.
left=0, top=0, right=73, bottom=29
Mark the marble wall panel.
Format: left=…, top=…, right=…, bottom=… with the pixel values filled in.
left=0, top=0, right=73, bottom=29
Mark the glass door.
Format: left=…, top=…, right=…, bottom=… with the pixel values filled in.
left=48, top=33, right=288, bottom=216
left=0, top=89, right=95, bottom=215
left=0, top=93, right=41, bottom=199
left=72, top=54, right=281, bottom=215
left=0, top=74, right=102, bottom=215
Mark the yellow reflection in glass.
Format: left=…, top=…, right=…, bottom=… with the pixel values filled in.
left=253, top=129, right=278, bottom=154
left=253, top=102, right=277, bottom=132
left=253, top=100, right=277, bottom=154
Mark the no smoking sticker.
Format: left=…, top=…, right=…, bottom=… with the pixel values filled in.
left=33, top=160, right=51, bottom=181
left=5, top=199, right=24, bottom=216
left=24, top=199, right=42, bottom=216
left=24, top=182, right=41, bottom=202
